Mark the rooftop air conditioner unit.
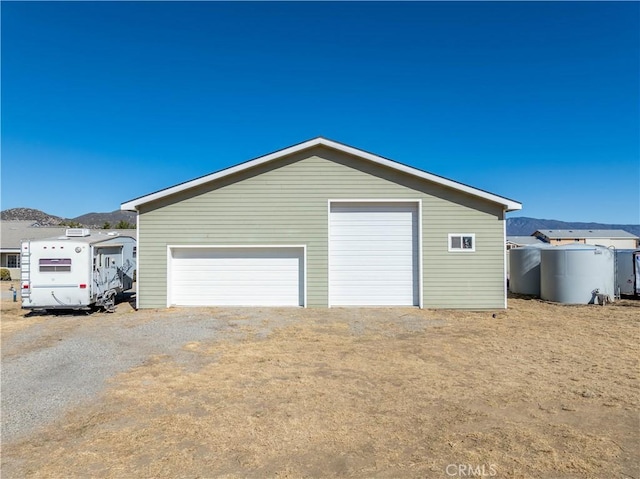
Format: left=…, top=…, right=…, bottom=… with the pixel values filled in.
left=66, top=228, right=91, bottom=237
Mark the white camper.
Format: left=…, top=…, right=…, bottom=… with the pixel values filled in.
left=21, top=229, right=136, bottom=311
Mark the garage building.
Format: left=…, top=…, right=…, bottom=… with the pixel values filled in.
left=121, top=138, right=521, bottom=309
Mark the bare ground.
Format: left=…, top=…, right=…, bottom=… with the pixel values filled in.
left=1, top=296, right=639, bottom=478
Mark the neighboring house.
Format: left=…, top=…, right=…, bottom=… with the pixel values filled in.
left=0, top=220, right=136, bottom=281
left=506, top=235, right=545, bottom=250
left=122, top=137, right=522, bottom=309
left=0, top=222, right=67, bottom=280
left=533, top=229, right=639, bottom=249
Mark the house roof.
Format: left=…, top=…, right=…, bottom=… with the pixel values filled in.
left=1, top=222, right=67, bottom=252
left=534, top=229, right=639, bottom=240
left=0, top=221, right=136, bottom=251
left=507, top=236, right=545, bottom=245
left=121, top=137, right=522, bottom=212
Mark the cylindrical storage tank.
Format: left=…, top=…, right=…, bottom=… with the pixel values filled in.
left=540, top=245, right=615, bottom=304
left=509, top=245, right=553, bottom=296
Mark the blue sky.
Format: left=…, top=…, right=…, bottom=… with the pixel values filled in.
left=2, top=1, right=638, bottom=224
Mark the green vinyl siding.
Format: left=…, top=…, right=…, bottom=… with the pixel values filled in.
left=137, top=145, right=506, bottom=309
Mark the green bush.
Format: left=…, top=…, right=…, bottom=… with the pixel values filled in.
left=0, top=268, right=11, bottom=281
left=59, top=221, right=83, bottom=228
left=115, top=220, right=136, bottom=229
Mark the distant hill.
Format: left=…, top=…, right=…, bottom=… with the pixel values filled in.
left=0, top=208, right=64, bottom=225
left=2, top=208, right=637, bottom=236
left=72, top=210, right=137, bottom=227
left=507, top=217, right=640, bottom=237
left=1, top=208, right=136, bottom=228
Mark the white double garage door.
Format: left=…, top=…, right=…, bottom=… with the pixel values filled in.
left=168, top=202, right=420, bottom=307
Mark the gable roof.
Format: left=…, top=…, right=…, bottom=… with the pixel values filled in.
left=534, top=229, right=639, bottom=240
left=121, top=137, right=522, bottom=212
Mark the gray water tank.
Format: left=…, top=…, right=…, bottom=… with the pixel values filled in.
left=540, top=245, right=615, bottom=304
left=509, top=245, right=553, bottom=296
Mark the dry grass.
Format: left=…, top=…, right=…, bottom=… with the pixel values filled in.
left=0, top=298, right=45, bottom=336
left=2, top=297, right=639, bottom=478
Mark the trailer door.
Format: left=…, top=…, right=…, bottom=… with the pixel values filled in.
left=94, top=245, right=124, bottom=295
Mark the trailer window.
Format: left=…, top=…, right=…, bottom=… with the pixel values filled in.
left=39, top=258, right=72, bottom=272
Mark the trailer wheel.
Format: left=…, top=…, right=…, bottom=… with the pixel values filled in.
left=102, top=291, right=116, bottom=313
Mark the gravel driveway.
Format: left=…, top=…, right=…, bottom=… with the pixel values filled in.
left=1, top=302, right=299, bottom=444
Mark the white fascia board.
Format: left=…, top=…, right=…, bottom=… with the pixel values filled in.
left=320, top=139, right=522, bottom=211
left=120, top=138, right=324, bottom=211
left=121, top=137, right=522, bottom=212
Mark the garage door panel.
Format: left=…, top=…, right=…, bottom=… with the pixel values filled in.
left=331, top=248, right=415, bottom=257
left=173, top=275, right=300, bottom=284
left=330, top=202, right=419, bottom=306
left=173, top=249, right=297, bottom=260
left=169, top=247, right=304, bottom=307
left=331, top=266, right=414, bottom=275
left=173, top=261, right=298, bottom=272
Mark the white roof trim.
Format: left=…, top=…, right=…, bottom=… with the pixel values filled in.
left=121, top=137, right=522, bottom=211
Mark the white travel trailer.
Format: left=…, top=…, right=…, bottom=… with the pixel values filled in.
left=21, top=229, right=136, bottom=311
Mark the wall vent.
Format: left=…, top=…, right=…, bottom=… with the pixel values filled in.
left=66, top=228, right=91, bottom=237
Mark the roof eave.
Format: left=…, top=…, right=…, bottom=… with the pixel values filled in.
left=121, top=137, right=522, bottom=212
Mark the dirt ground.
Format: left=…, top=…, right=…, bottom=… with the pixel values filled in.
left=1, top=295, right=638, bottom=479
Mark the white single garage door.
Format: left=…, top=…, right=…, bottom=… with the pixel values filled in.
left=169, top=246, right=305, bottom=306
left=330, top=202, right=419, bottom=306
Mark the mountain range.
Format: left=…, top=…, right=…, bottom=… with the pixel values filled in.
left=507, top=217, right=640, bottom=237
left=1, top=208, right=137, bottom=228
left=0, top=208, right=638, bottom=236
